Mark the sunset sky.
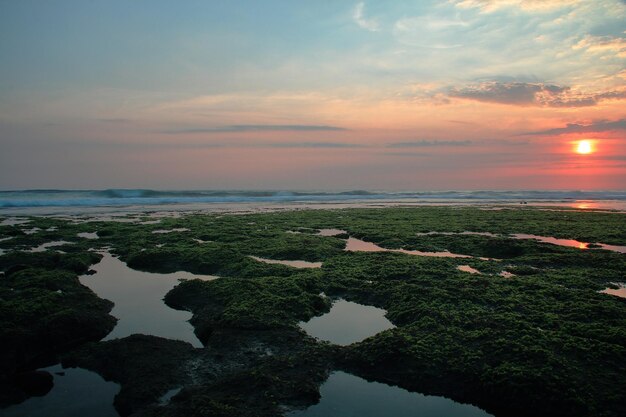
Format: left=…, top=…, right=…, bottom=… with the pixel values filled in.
left=1, top=0, right=625, bottom=190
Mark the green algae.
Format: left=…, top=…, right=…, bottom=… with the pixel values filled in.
left=0, top=252, right=116, bottom=405
left=165, top=273, right=330, bottom=339
left=1, top=207, right=625, bottom=417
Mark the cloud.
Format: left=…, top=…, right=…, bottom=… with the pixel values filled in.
left=162, top=124, right=347, bottom=134
left=520, top=118, right=626, bottom=135
left=387, top=140, right=473, bottom=147
left=448, top=82, right=626, bottom=107
left=352, top=2, right=379, bottom=31
left=601, top=155, right=626, bottom=161
left=393, top=16, right=467, bottom=48
left=449, top=82, right=560, bottom=105
left=190, top=141, right=364, bottom=149
left=452, top=0, right=582, bottom=13
left=545, top=91, right=626, bottom=107
left=263, top=142, right=365, bottom=148
left=98, top=118, right=132, bottom=123
left=49, top=138, right=364, bottom=150
left=573, top=35, right=626, bottom=58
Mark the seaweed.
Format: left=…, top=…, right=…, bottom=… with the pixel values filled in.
left=1, top=207, right=625, bottom=416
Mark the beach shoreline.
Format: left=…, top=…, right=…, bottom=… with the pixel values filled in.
left=2, top=198, right=626, bottom=217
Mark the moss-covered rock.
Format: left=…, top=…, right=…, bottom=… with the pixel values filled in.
left=1, top=207, right=625, bottom=416
left=0, top=253, right=115, bottom=405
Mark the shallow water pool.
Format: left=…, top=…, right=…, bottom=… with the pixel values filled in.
left=30, top=241, right=74, bottom=252
left=511, top=234, right=626, bottom=253
left=299, top=299, right=395, bottom=345
left=601, top=282, right=626, bottom=299
left=1, top=364, right=120, bottom=417
left=345, top=237, right=472, bottom=258
left=287, top=371, right=493, bottom=417
left=250, top=255, right=322, bottom=268
left=317, top=228, right=347, bottom=237
left=80, top=253, right=217, bottom=347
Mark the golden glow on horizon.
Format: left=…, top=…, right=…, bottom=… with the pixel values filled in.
left=575, top=140, right=594, bottom=155
left=574, top=201, right=598, bottom=210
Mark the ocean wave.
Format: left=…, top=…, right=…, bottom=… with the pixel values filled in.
left=1, top=189, right=625, bottom=208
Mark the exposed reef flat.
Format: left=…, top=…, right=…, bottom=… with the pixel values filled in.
left=0, top=250, right=116, bottom=406
left=0, top=206, right=625, bottom=417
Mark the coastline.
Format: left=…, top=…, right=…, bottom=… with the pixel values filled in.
left=2, top=189, right=626, bottom=216
left=2, top=198, right=626, bottom=217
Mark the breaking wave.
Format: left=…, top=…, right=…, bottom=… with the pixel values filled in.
left=0, top=189, right=625, bottom=208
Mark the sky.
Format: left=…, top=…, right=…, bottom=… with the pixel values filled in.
left=0, top=0, right=625, bottom=190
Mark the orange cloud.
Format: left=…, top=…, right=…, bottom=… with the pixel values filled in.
left=573, top=35, right=626, bottom=58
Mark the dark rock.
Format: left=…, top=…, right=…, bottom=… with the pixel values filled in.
left=14, top=370, right=54, bottom=397
left=4, top=264, right=29, bottom=276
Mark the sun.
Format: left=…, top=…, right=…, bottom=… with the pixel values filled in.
left=575, top=140, right=593, bottom=155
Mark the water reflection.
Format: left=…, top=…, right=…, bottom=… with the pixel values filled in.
left=287, top=371, right=493, bottom=417
left=1, top=364, right=120, bottom=417
left=345, top=237, right=472, bottom=259
left=193, top=238, right=212, bottom=244
left=511, top=234, right=626, bottom=253
left=0, top=217, right=30, bottom=226
left=250, top=256, right=322, bottom=268
left=457, top=265, right=480, bottom=274
left=317, top=229, right=347, bottom=237
left=30, top=241, right=74, bottom=253
left=79, top=253, right=217, bottom=347
left=416, top=231, right=497, bottom=237
left=152, top=228, right=190, bottom=234
left=77, top=232, right=99, bottom=239
left=513, top=234, right=589, bottom=249
left=574, top=201, right=598, bottom=210
left=159, top=387, right=182, bottom=405
left=600, top=283, right=626, bottom=299
left=299, top=299, right=395, bottom=346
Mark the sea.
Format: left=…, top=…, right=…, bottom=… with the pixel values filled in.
left=1, top=189, right=625, bottom=215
